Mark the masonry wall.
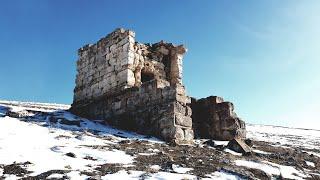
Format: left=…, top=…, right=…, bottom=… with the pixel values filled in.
left=74, top=29, right=136, bottom=103
left=71, top=28, right=194, bottom=144
left=71, top=28, right=246, bottom=144
left=71, top=80, right=194, bottom=144
left=191, top=96, right=246, bottom=140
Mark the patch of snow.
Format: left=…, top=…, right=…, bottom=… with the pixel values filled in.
left=101, top=170, right=145, bottom=180
left=47, top=173, right=65, bottom=179
left=252, top=149, right=271, bottom=155
left=147, top=172, right=196, bottom=180
left=2, top=174, right=19, bottom=180
left=172, top=164, right=193, bottom=174
left=0, top=116, right=134, bottom=176
left=266, top=161, right=307, bottom=179
left=247, top=124, right=320, bottom=149
left=306, top=161, right=315, bottom=167
left=149, top=165, right=161, bottom=171
left=213, top=140, right=229, bottom=146
left=66, top=171, right=89, bottom=179
left=235, top=160, right=307, bottom=179
left=0, top=100, right=70, bottom=111
left=204, top=170, right=242, bottom=180
left=225, top=149, right=242, bottom=156
left=235, top=160, right=279, bottom=176
left=138, top=152, right=156, bottom=156
left=122, top=164, right=135, bottom=168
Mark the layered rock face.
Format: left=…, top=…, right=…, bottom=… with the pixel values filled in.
left=70, top=28, right=193, bottom=144
left=71, top=28, right=246, bottom=144
left=191, top=96, right=246, bottom=140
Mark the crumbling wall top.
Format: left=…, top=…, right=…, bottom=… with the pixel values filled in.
left=73, top=28, right=188, bottom=104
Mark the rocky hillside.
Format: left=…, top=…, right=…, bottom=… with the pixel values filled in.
left=0, top=100, right=319, bottom=180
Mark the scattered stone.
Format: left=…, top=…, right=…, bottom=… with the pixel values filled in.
left=84, top=156, right=97, bottom=161
left=48, top=116, right=58, bottom=123
left=245, top=139, right=253, bottom=147
left=6, top=110, right=30, bottom=118
left=59, top=119, right=81, bottom=127
left=203, top=139, right=215, bottom=147
left=24, top=170, right=69, bottom=180
left=3, top=162, right=31, bottom=176
left=227, top=138, right=252, bottom=154
left=65, top=152, right=76, bottom=158
left=119, top=140, right=131, bottom=144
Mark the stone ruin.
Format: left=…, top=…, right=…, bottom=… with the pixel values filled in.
left=70, top=28, right=246, bottom=144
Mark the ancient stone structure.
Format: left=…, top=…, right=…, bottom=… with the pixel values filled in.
left=70, top=28, right=246, bottom=144
left=191, top=96, right=246, bottom=140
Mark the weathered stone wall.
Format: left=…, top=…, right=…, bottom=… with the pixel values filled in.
left=74, top=28, right=136, bottom=103
left=71, top=80, right=193, bottom=144
left=71, top=28, right=246, bottom=144
left=71, top=28, right=194, bottom=144
left=191, top=96, right=246, bottom=140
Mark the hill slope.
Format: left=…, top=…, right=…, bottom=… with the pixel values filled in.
left=0, top=101, right=319, bottom=179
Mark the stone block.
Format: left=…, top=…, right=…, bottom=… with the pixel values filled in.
left=207, top=96, right=224, bottom=104
left=184, top=129, right=194, bottom=141
left=175, top=113, right=192, bottom=127
left=159, top=116, right=174, bottom=129
left=174, top=102, right=186, bottom=115
left=174, top=127, right=184, bottom=140
left=227, top=138, right=251, bottom=154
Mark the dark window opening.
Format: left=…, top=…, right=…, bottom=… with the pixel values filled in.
left=141, top=72, right=155, bottom=83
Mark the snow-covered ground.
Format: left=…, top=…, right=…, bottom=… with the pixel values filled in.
left=0, top=101, right=319, bottom=179
left=247, top=124, right=320, bottom=151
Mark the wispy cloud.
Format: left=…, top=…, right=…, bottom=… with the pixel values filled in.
left=232, top=21, right=274, bottom=40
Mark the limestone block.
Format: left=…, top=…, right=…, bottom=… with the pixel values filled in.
left=128, top=36, right=135, bottom=44
left=158, top=115, right=174, bottom=129
left=118, top=37, right=129, bottom=46
left=176, top=85, right=185, bottom=95
left=120, top=51, right=135, bottom=66
left=207, top=96, right=224, bottom=104
left=176, top=94, right=191, bottom=105
left=123, top=42, right=134, bottom=52
left=160, top=127, right=175, bottom=140
left=174, top=102, right=186, bottom=115
left=110, top=44, right=117, bottom=52
left=162, top=87, right=176, bottom=99
left=186, top=106, right=192, bottom=116
left=112, top=101, right=121, bottom=111
left=128, top=31, right=135, bottom=37
left=227, top=138, right=251, bottom=154
left=184, top=129, right=194, bottom=141
left=158, top=46, right=169, bottom=55
left=174, top=127, right=184, bottom=140
left=175, top=113, right=192, bottom=127
left=156, top=80, right=170, bottom=88
left=127, top=69, right=135, bottom=86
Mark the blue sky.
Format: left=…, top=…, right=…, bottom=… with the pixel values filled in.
left=0, top=0, right=319, bottom=129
